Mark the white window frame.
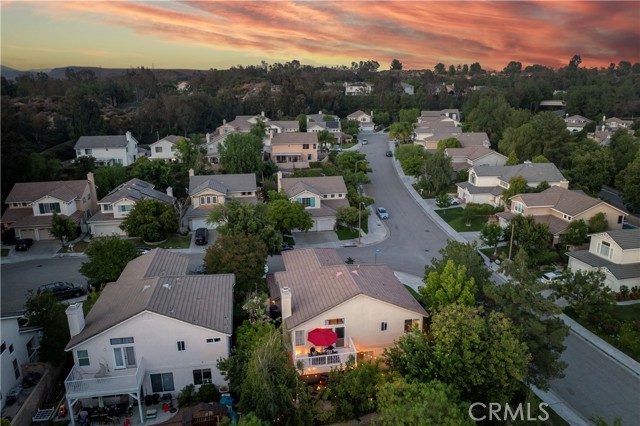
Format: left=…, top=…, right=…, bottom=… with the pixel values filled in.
left=513, top=202, right=524, bottom=214
left=294, top=330, right=305, bottom=346
left=77, top=350, right=90, bottom=366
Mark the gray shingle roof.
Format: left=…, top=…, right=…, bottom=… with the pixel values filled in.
left=281, top=176, right=347, bottom=197
left=603, top=228, right=640, bottom=250
left=189, top=174, right=257, bottom=195
left=99, top=178, right=174, bottom=205
left=472, top=163, right=566, bottom=184
left=568, top=250, right=640, bottom=280
left=66, top=249, right=234, bottom=349
left=517, top=186, right=626, bottom=216
left=269, top=248, right=427, bottom=329
left=5, top=180, right=89, bottom=203
left=453, top=132, right=490, bottom=147
left=271, top=132, right=318, bottom=145
left=75, top=135, right=129, bottom=149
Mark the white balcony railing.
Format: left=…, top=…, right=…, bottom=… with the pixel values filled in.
left=293, top=337, right=357, bottom=374
left=65, top=358, right=145, bottom=399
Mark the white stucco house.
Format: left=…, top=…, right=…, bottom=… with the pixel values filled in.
left=185, top=170, right=258, bottom=230
left=346, top=110, right=374, bottom=131
left=400, top=82, right=414, bottom=95
left=74, top=132, right=138, bottom=167
left=149, top=135, right=183, bottom=162
left=87, top=179, right=175, bottom=237
left=564, top=115, right=592, bottom=132
left=278, top=172, right=349, bottom=232
left=567, top=229, right=640, bottom=292
left=1, top=314, right=41, bottom=411
left=268, top=248, right=427, bottom=375
left=64, top=249, right=234, bottom=426
left=344, top=82, right=372, bottom=96
left=445, top=146, right=508, bottom=172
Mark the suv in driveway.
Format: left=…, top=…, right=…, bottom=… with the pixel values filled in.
left=539, top=271, right=563, bottom=284
left=15, top=238, right=34, bottom=251
left=37, top=282, right=86, bottom=300
left=376, top=207, right=389, bottom=219
left=195, top=228, right=208, bottom=245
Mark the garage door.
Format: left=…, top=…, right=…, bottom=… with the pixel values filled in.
left=190, top=218, right=217, bottom=230
left=37, top=228, right=54, bottom=240
left=92, top=224, right=125, bottom=236
left=19, top=228, right=36, bottom=239
left=316, top=217, right=335, bottom=232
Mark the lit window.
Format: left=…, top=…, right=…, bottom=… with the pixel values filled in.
left=404, top=319, right=420, bottom=331
left=325, top=318, right=344, bottom=325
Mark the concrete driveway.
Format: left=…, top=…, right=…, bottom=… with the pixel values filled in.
left=292, top=231, right=342, bottom=248
left=2, top=240, right=60, bottom=264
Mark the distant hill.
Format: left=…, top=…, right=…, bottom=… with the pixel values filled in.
left=1, top=65, right=209, bottom=81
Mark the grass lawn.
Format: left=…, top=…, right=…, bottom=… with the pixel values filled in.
left=336, top=225, right=359, bottom=240
left=341, top=142, right=357, bottom=149
left=56, top=240, right=90, bottom=254
left=565, top=304, right=640, bottom=361
left=1, top=248, right=9, bottom=257
left=435, top=207, right=487, bottom=232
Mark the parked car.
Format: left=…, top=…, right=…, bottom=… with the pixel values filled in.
left=15, top=238, right=34, bottom=251
left=192, top=264, right=207, bottom=275
left=281, top=242, right=294, bottom=251
left=539, top=271, right=563, bottom=284
left=194, top=228, right=208, bottom=245
left=449, top=196, right=461, bottom=206
left=331, top=146, right=343, bottom=152
left=385, top=151, right=393, bottom=157
left=361, top=139, right=368, bottom=145
left=137, top=247, right=151, bottom=255
left=376, top=207, right=389, bottom=219
left=37, top=282, right=86, bottom=300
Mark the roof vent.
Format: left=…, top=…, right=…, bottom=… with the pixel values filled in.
left=335, top=272, right=343, bottom=277
left=351, top=270, right=359, bottom=275
left=162, top=283, right=171, bottom=290
left=142, top=285, right=151, bottom=291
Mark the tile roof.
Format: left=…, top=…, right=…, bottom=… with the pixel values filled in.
left=600, top=228, right=640, bottom=250
left=66, top=249, right=234, bottom=349
left=5, top=180, right=89, bottom=203
left=446, top=146, right=505, bottom=161
left=269, top=248, right=427, bottom=329
left=568, top=250, right=640, bottom=280
left=189, top=174, right=257, bottom=195
left=347, top=110, right=368, bottom=119
left=516, top=186, right=626, bottom=216
left=281, top=176, right=347, bottom=197
left=472, top=163, right=566, bottom=183
left=99, top=178, right=174, bottom=205
left=457, top=182, right=503, bottom=196
left=75, top=135, right=129, bottom=149
left=153, top=135, right=183, bottom=145
left=269, top=121, right=299, bottom=130
left=453, top=132, right=490, bottom=147
left=271, top=132, right=318, bottom=145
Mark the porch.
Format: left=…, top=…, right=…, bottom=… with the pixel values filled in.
left=293, top=337, right=357, bottom=375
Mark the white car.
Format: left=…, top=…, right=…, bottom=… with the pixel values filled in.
left=539, top=271, right=562, bottom=284
left=376, top=207, right=389, bottom=219
left=449, top=196, right=461, bottom=205
left=361, top=139, right=368, bottom=145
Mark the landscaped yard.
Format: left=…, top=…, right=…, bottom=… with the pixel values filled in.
left=436, top=207, right=487, bottom=232
left=56, top=240, right=90, bottom=254
left=336, top=225, right=358, bottom=240
left=135, top=233, right=192, bottom=249
left=565, top=304, right=640, bottom=362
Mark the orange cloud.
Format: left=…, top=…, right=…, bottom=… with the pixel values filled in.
left=29, top=1, right=640, bottom=70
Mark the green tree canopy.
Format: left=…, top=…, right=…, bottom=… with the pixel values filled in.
left=51, top=212, right=78, bottom=247
left=569, top=148, right=615, bottom=195
left=509, top=214, right=550, bottom=259
left=219, top=133, right=264, bottom=174
left=588, top=212, right=608, bottom=233
left=390, top=59, right=403, bottom=70
left=505, top=151, right=519, bottom=165
left=418, top=151, right=452, bottom=195
left=336, top=205, right=368, bottom=231
left=389, top=121, right=413, bottom=143
left=479, top=222, right=503, bottom=256
left=437, top=137, right=462, bottom=151
left=174, top=135, right=206, bottom=171
left=129, top=158, right=175, bottom=192
left=503, top=61, right=523, bottom=74
left=425, top=240, right=492, bottom=291
left=616, top=153, right=640, bottom=213
left=328, top=360, right=384, bottom=421
left=421, top=260, right=476, bottom=311
left=265, top=199, right=313, bottom=234
left=398, top=108, right=420, bottom=125
left=94, top=165, right=130, bottom=198
left=120, top=199, right=178, bottom=242
left=24, top=292, right=69, bottom=365
left=502, top=175, right=528, bottom=207
left=80, top=236, right=139, bottom=285
left=562, top=219, right=589, bottom=246
left=551, top=269, right=615, bottom=320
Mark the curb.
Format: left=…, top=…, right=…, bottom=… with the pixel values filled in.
left=530, top=386, right=592, bottom=426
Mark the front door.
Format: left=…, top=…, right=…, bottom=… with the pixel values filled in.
left=113, top=346, right=136, bottom=369
left=334, top=327, right=345, bottom=348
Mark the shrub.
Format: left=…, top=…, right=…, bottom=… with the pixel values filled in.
left=618, top=324, right=640, bottom=358
left=198, top=383, right=220, bottom=403
left=177, top=384, right=198, bottom=407
left=600, top=320, right=620, bottom=336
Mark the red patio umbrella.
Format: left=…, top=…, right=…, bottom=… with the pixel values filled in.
left=307, top=328, right=338, bottom=347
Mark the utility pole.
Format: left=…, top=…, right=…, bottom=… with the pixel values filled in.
left=508, top=223, right=515, bottom=260
left=358, top=202, right=363, bottom=245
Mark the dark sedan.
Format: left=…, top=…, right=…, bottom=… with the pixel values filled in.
left=15, top=238, right=34, bottom=251
left=37, top=282, right=86, bottom=300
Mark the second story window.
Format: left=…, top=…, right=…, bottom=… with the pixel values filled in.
left=103, top=204, right=113, bottom=212
left=302, top=144, right=309, bottom=149
left=77, top=350, right=90, bottom=366
left=85, top=149, right=92, bottom=155
left=177, top=341, right=185, bottom=351
left=38, top=202, right=61, bottom=214
left=597, top=241, right=613, bottom=259
left=513, top=202, right=524, bottom=214
left=199, top=196, right=217, bottom=205
left=297, top=197, right=315, bottom=208
left=155, top=147, right=163, bottom=153
left=117, top=205, right=133, bottom=213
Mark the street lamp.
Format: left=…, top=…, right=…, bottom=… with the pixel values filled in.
left=358, top=202, right=365, bottom=245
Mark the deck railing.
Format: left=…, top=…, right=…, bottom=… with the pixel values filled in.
left=293, top=337, right=357, bottom=374
left=64, top=358, right=145, bottom=399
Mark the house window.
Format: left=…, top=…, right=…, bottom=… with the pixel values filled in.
left=324, top=318, right=344, bottom=325
left=13, top=359, right=20, bottom=380
left=177, top=341, right=185, bottom=351
left=470, top=172, right=476, bottom=184
left=499, top=180, right=509, bottom=188
left=380, top=322, right=388, bottom=331
left=598, top=241, right=613, bottom=259
left=1, top=342, right=5, bottom=353
left=110, top=337, right=134, bottom=345
left=294, top=330, right=305, bottom=346
left=206, top=338, right=221, bottom=344
left=155, top=147, right=163, bottom=153
left=193, top=368, right=212, bottom=385
left=117, top=205, right=134, bottom=213
left=85, top=149, right=93, bottom=155
left=38, top=203, right=61, bottom=214
left=330, top=194, right=335, bottom=198
left=302, top=144, right=310, bottom=149
left=77, top=350, right=90, bottom=366
left=76, top=150, right=82, bottom=156
left=404, top=319, right=420, bottom=331
left=151, top=373, right=175, bottom=393
left=199, top=196, right=217, bottom=205
left=313, top=144, right=317, bottom=149
left=618, top=216, right=623, bottom=224
left=9, top=344, right=14, bottom=353
left=563, top=214, right=572, bottom=221
left=513, top=202, right=524, bottom=214
left=297, top=197, right=315, bottom=208
left=103, top=204, right=113, bottom=212
left=323, top=195, right=328, bottom=199
left=307, top=154, right=313, bottom=160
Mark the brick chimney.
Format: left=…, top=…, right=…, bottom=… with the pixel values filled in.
left=280, top=287, right=292, bottom=319
left=66, top=303, right=85, bottom=338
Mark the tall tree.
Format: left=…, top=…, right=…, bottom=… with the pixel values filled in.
left=328, top=360, right=383, bottom=421
left=24, top=292, right=69, bottom=365
left=422, top=260, right=476, bottom=311
left=389, top=121, right=413, bottom=143
left=434, top=63, right=446, bottom=74
left=551, top=270, right=615, bottom=320
left=562, top=219, right=589, bottom=246
left=479, top=222, right=503, bottom=256
left=266, top=199, right=313, bottom=234
left=501, top=175, right=528, bottom=207
left=569, top=148, right=615, bottom=195
left=93, top=165, right=130, bottom=198
left=608, top=129, right=639, bottom=172
left=120, top=199, right=177, bottom=242
left=437, top=137, right=462, bottom=151
left=51, top=213, right=77, bottom=247
left=129, top=158, right=175, bottom=192
left=588, top=212, right=608, bottom=233
left=503, top=61, right=523, bottom=74
left=80, top=236, right=139, bottom=285
left=616, top=154, right=640, bottom=213
left=418, top=151, right=452, bottom=195
left=509, top=214, right=550, bottom=259
left=219, top=133, right=264, bottom=174
left=425, top=240, right=492, bottom=292
left=390, top=59, right=403, bottom=70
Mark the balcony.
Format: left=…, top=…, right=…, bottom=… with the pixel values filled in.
left=293, top=337, right=357, bottom=375
left=65, top=358, right=145, bottom=399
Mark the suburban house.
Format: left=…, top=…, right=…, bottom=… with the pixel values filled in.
left=1, top=173, right=98, bottom=240
left=215, top=113, right=268, bottom=135
left=149, top=135, right=183, bottom=162
left=400, top=82, right=414, bottom=95
left=413, top=127, right=462, bottom=149
left=346, top=110, right=374, bottom=131
left=497, top=186, right=627, bottom=243
left=267, top=248, right=427, bottom=375
left=452, top=132, right=491, bottom=148
left=74, top=132, right=138, bottom=166
left=604, top=117, right=633, bottom=130
left=445, top=146, right=508, bottom=172
left=278, top=173, right=349, bottom=232
left=64, top=249, right=234, bottom=426
left=270, top=132, right=319, bottom=169
left=87, top=178, right=175, bottom=237
left=344, top=82, right=372, bottom=96
left=564, top=115, right=592, bottom=132
left=567, top=228, right=640, bottom=292
left=1, top=313, right=41, bottom=411
left=204, top=133, right=226, bottom=164
left=457, top=162, right=568, bottom=207
left=185, top=170, right=258, bottom=230
left=267, top=121, right=300, bottom=134
left=420, top=109, right=461, bottom=122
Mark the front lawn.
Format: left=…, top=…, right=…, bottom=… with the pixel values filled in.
left=565, top=304, right=640, bottom=362
left=57, top=240, right=90, bottom=254
left=435, top=207, right=487, bottom=232
left=1, top=248, right=9, bottom=257
left=341, top=142, right=357, bottom=149
left=336, top=225, right=359, bottom=240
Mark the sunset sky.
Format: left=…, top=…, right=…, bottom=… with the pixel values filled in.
left=1, top=1, right=638, bottom=72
